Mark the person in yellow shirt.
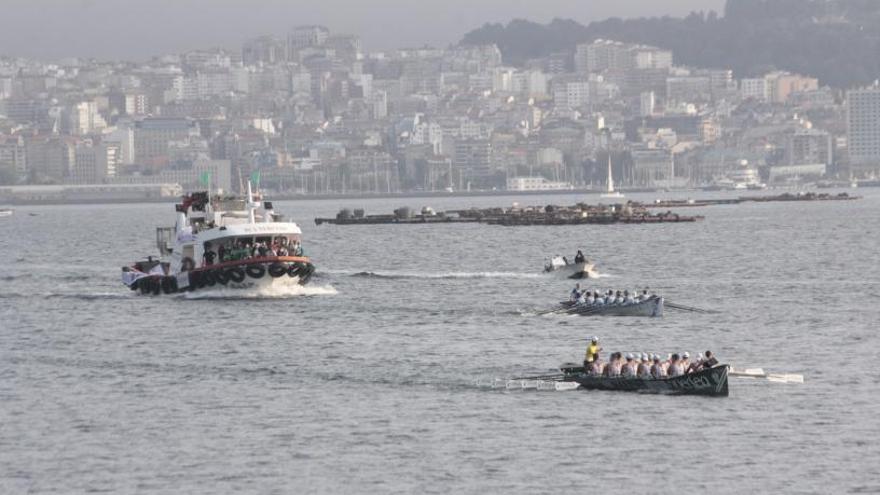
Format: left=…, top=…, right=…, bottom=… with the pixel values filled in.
left=583, top=336, right=602, bottom=370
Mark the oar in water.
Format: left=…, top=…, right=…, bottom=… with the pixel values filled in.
left=535, top=302, right=577, bottom=315
left=665, top=301, right=717, bottom=314
left=766, top=373, right=805, bottom=384
left=511, top=373, right=565, bottom=381
left=535, top=307, right=562, bottom=316
left=730, top=367, right=804, bottom=384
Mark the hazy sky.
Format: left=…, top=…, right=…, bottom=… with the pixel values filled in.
left=0, top=0, right=725, bottom=61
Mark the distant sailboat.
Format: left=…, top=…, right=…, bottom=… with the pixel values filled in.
left=601, top=154, right=624, bottom=198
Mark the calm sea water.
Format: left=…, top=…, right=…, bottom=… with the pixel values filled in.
left=1, top=189, right=879, bottom=494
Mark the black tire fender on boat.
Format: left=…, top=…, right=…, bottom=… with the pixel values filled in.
left=268, top=263, right=286, bottom=278
left=246, top=264, right=266, bottom=279
left=227, top=267, right=246, bottom=283
left=161, top=276, right=178, bottom=294
left=287, top=263, right=302, bottom=278
left=188, top=270, right=203, bottom=289
left=298, top=264, right=315, bottom=285
left=213, top=269, right=229, bottom=285
left=202, top=270, right=216, bottom=286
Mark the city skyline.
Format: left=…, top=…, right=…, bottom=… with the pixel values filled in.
left=1, top=0, right=723, bottom=61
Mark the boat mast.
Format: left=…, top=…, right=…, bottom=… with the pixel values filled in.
left=246, top=180, right=260, bottom=224
left=607, top=153, right=614, bottom=193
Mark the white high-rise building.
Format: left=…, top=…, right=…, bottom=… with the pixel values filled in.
left=553, top=80, right=590, bottom=109
left=741, top=78, right=770, bottom=101
left=847, top=85, right=880, bottom=171
left=68, top=101, right=107, bottom=135
left=640, top=91, right=656, bottom=117
left=288, top=25, right=329, bottom=55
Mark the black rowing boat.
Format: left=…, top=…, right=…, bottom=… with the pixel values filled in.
left=558, top=363, right=730, bottom=397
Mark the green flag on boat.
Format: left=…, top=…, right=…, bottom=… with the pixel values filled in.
left=199, top=171, right=211, bottom=186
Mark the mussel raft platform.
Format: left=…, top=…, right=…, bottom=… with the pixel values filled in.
left=315, top=204, right=702, bottom=226
left=648, top=191, right=859, bottom=208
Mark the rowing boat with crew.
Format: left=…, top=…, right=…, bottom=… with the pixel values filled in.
left=557, top=296, right=664, bottom=317
left=558, top=362, right=729, bottom=396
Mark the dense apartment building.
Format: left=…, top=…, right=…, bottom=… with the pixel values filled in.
left=847, top=85, right=880, bottom=172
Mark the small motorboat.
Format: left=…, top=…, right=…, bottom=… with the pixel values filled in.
left=0, top=208, right=13, bottom=218
left=544, top=256, right=600, bottom=279
left=558, top=363, right=729, bottom=397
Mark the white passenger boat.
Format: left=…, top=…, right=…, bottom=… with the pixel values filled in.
left=544, top=256, right=600, bottom=279
left=121, top=183, right=315, bottom=296
left=0, top=208, right=13, bottom=217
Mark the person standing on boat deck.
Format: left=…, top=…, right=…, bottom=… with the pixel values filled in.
left=650, top=355, right=667, bottom=379
left=202, top=242, right=215, bottom=267
left=574, top=250, right=585, bottom=264
left=584, top=337, right=602, bottom=369
left=570, top=283, right=582, bottom=302
left=687, top=356, right=704, bottom=374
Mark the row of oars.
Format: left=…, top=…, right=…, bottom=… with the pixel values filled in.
left=477, top=377, right=580, bottom=391
left=665, top=301, right=718, bottom=314
left=536, top=299, right=715, bottom=316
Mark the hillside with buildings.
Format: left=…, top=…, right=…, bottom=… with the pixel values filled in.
left=2, top=2, right=880, bottom=202
left=461, top=0, right=880, bottom=88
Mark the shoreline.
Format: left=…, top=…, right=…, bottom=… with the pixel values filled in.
left=1, top=184, right=869, bottom=207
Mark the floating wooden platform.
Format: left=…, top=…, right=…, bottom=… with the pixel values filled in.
left=645, top=192, right=860, bottom=208
left=315, top=204, right=703, bottom=226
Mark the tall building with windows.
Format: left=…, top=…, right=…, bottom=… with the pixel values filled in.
left=847, top=85, right=880, bottom=173
left=242, top=36, right=286, bottom=66
left=287, top=25, right=329, bottom=57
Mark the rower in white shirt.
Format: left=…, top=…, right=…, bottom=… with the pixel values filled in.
left=621, top=353, right=638, bottom=378
left=667, top=353, right=684, bottom=377
left=650, top=355, right=666, bottom=379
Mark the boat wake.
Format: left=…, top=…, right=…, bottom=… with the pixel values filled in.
left=183, top=284, right=337, bottom=299
left=591, top=272, right=614, bottom=279
left=339, top=270, right=544, bottom=280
